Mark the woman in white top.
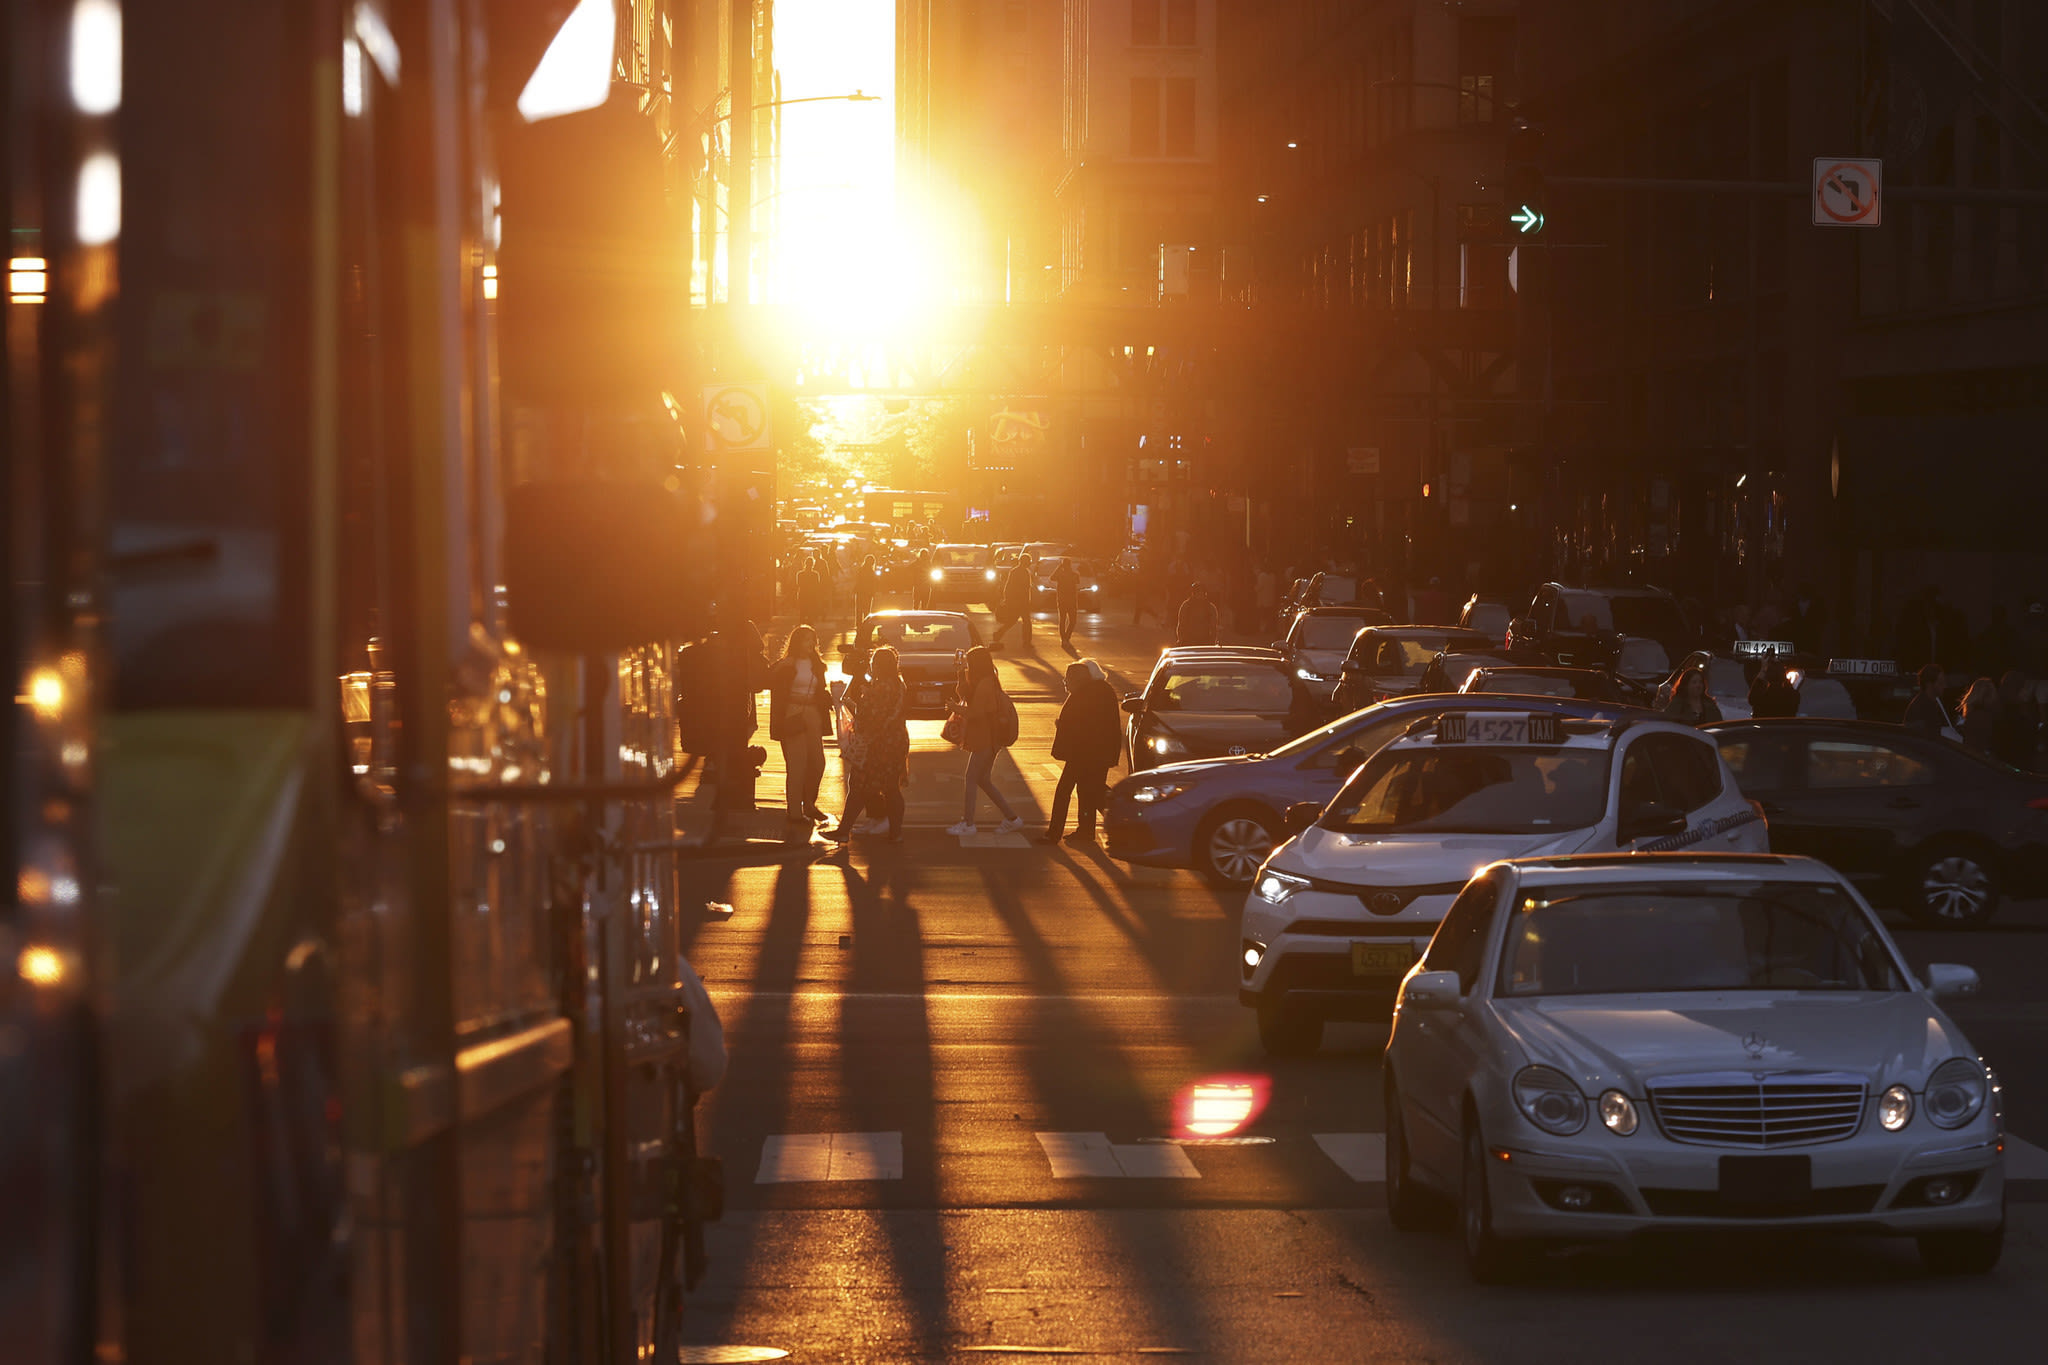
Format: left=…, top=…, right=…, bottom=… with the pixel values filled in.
left=769, top=625, right=831, bottom=826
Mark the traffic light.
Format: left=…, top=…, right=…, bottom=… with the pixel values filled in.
left=1504, top=118, right=1545, bottom=236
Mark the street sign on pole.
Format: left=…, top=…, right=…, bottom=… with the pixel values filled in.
left=703, top=382, right=771, bottom=455
left=1812, top=158, right=1882, bottom=227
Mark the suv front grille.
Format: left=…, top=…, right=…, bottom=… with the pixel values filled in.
left=1647, top=1073, right=1866, bottom=1147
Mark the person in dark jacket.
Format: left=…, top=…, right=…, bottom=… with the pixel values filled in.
left=911, top=546, right=934, bottom=609
left=794, top=555, right=824, bottom=626
left=1037, top=659, right=1122, bottom=844
left=1956, top=677, right=1999, bottom=755
left=1748, top=656, right=1801, bottom=718
left=992, top=554, right=1037, bottom=651
left=706, top=616, right=769, bottom=842
left=1663, top=665, right=1723, bottom=725
left=1176, top=582, right=1219, bottom=645
left=767, top=624, right=831, bottom=828
left=1052, top=557, right=1083, bottom=646
left=854, top=553, right=878, bottom=623
left=828, top=644, right=909, bottom=843
left=1903, top=662, right=1951, bottom=738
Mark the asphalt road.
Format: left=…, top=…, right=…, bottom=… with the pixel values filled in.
left=674, top=602, right=2048, bottom=1363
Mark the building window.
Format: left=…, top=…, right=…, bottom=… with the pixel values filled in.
left=1166, top=0, right=1197, bottom=47
left=1131, top=76, right=1161, bottom=155
left=1133, top=0, right=1160, bottom=46
left=1164, top=77, right=1197, bottom=155
left=1457, top=17, right=1513, bottom=125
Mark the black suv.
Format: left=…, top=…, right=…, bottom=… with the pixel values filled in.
left=1505, top=582, right=1698, bottom=668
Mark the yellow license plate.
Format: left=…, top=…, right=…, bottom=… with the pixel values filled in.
left=1351, top=942, right=1416, bottom=977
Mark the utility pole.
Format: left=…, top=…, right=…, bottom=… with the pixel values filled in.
left=728, top=0, right=753, bottom=304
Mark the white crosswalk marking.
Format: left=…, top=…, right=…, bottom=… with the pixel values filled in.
left=756, top=1132, right=904, bottom=1183
left=1312, top=1133, right=1386, bottom=1183
left=2007, top=1136, right=2048, bottom=1180
left=1035, top=1132, right=1201, bottom=1179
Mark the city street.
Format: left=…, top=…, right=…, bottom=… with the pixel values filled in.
left=674, top=602, right=2048, bottom=1362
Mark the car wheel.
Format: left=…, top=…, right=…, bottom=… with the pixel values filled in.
left=1918, top=1220, right=2004, bottom=1275
left=1907, top=843, right=2003, bottom=928
left=1461, top=1120, right=1525, bottom=1284
left=1197, top=808, right=1278, bottom=887
left=1255, top=1000, right=1322, bottom=1056
left=1384, top=1076, right=1427, bottom=1231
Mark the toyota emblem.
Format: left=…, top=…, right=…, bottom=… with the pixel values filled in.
left=1368, top=891, right=1404, bottom=916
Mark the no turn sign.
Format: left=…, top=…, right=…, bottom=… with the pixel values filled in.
left=1813, top=157, right=1882, bottom=227
left=703, top=382, right=771, bottom=454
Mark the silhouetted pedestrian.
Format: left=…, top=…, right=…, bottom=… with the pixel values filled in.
left=1748, top=656, right=1800, bottom=718
left=1176, top=582, right=1219, bottom=645
left=1052, top=557, right=1082, bottom=645
left=768, top=624, right=830, bottom=829
left=1037, top=659, right=1121, bottom=845
left=948, top=646, right=1024, bottom=835
left=1903, top=663, right=1951, bottom=738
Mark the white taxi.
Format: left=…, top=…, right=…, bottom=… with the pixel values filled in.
left=1384, top=854, right=2004, bottom=1281
left=1239, top=710, right=1766, bottom=1054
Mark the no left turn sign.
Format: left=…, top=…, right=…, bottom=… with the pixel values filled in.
left=1813, top=157, right=1882, bottom=227
left=703, top=382, right=771, bottom=454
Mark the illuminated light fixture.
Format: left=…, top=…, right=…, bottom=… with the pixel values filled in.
left=24, top=666, right=66, bottom=721
left=482, top=264, right=499, bottom=300
left=1255, top=194, right=1269, bottom=203
left=18, top=945, right=67, bottom=987
left=1735, top=473, right=1748, bottom=487
left=342, top=37, right=365, bottom=116
left=9, top=256, right=47, bottom=304
left=1285, top=140, right=1298, bottom=148
left=76, top=152, right=120, bottom=245
left=69, top=0, right=121, bottom=115
left=518, top=0, right=613, bottom=122
left=352, top=2, right=400, bottom=84
left=1173, top=1075, right=1271, bottom=1139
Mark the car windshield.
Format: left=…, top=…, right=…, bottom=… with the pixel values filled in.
left=932, top=546, right=986, bottom=567
left=1299, top=615, right=1371, bottom=651
left=1322, top=746, right=1611, bottom=833
left=871, top=618, right=970, bottom=652
left=1560, top=592, right=1687, bottom=640
left=1615, top=637, right=1671, bottom=677
left=1498, top=882, right=1907, bottom=997
left=1365, top=635, right=1468, bottom=674
left=1155, top=666, right=1294, bottom=713
left=1465, top=603, right=1511, bottom=635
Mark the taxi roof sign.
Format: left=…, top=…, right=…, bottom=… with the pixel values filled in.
left=1733, top=640, right=1795, bottom=657
left=1435, top=711, right=1563, bottom=745
left=1826, top=657, right=1896, bottom=676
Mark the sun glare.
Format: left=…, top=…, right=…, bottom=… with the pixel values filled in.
left=770, top=0, right=958, bottom=337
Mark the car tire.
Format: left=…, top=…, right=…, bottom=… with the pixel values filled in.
left=1196, top=807, right=1279, bottom=887
left=1906, top=842, right=2004, bottom=928
left=1461, top=1120, right=1525, bottom=1284
left=1384, top=1076, right=1427, bottom=1232
left=1255, top=1000, right=1322, bottom=1056
left=1918, top=1220, right=2004, bottom=1275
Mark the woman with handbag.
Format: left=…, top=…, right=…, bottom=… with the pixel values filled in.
left=767, top=625, right=831, bottom=827
left=946, top=645, right=1025, bottom=836
left=828, top=645, right=908, bottom=843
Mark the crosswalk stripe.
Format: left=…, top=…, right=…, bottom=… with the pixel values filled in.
left=756, top=1132, right=904, bottom=1183
left=2008, top=1137, right=2048, bottom=1180
left=1035, top=1132, right=1200, bottom=1179
left=1312, top=1133, right=1386, bottom=1183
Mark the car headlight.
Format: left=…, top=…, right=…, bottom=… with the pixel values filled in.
left=1924, top=1058, right=1989, bottom=1130
left=1131, top=781, right=1188, bottom=805
left=929, top=568, right=943, bottom=581
left=1254, top=869, right=1309, bottom=904
left=1879, top=1083, right=1914, bottom=1131
left=1598, top=1089, right=1638, bottom=1136
left=1146, top=733, right=1186, bottom=756
left=1295, top=666, right=1323, bottom=682
left=1087, top=581, right=1099, bottom=591
left=1513, top=1066, right=1588, bottom=1136
left=984, top=568, right=998, bottom=581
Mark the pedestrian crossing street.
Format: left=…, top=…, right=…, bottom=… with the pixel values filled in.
left=751, top=1129, right=2048, bottom=1187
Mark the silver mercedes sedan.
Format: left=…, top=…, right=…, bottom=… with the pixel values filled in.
left=1383, top=853, right=2005, bottom=1282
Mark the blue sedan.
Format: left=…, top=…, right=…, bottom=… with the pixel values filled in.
left=1102, top=692, right=1646, bottom=886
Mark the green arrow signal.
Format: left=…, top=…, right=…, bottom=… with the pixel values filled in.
left=1511, top=205, right=1545, bottom=235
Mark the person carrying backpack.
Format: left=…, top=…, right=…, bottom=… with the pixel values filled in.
left=947, top=645, right=1025, bottom=835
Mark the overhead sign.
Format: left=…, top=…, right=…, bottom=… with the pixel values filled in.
left=1813, top=158, right=1882, bottom=227
left=703, top=382, right=771, bottom=453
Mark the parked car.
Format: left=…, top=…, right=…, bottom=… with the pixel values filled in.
left=1104, top=693, right=1643, bottom=886
left=1328, top=626, right=1498, bottom=713
left=1382, top=853, right=2003, bottom=1281
left=1704, top=716, right=2048, bottom=926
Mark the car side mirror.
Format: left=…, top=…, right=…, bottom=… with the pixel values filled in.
left=1339, top=659, right=1361, bottom=673
left=1401, top=969, right=1461, bottom=1010
left=1282, top=801, right=1322, bottom=835
left=1510, top=617, right=1537, bottom=640
left=1619, top=800, right=1688, bottom=844
left=1923, top=963, right=1981, bottom=1000
left=1122, top=695, right=1146, bottom=715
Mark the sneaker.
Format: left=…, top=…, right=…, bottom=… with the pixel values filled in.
left=946, top=820, right=978, bottom=836
left=996, top=816, right=1027, bottom=834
